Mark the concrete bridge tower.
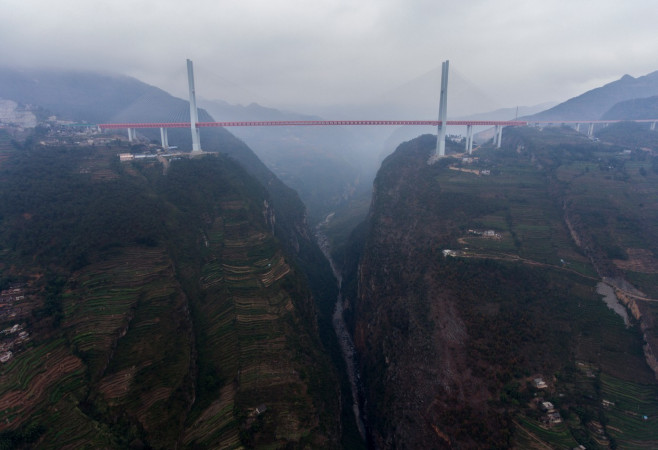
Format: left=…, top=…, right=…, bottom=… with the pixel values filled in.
left=187, top=59, right=202, bottom=153
left=429, top=60, right=449, bottom=164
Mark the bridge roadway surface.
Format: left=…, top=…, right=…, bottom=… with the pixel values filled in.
left=100, top=120, right=525, bottom=129
left=98, top=119, right=658, bottom=129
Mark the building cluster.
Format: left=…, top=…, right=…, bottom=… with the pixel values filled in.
left=533, top=377, right=548, bottom=389
left=37, top=124, right=118, bottom=147
left=0, top=109, right=132, bottom=148
left=119, top=153, right=165, bottom=162
left=0, top=304, right=30, bottom=363
left=538, top=400, right=563, bottom=425
left=467, top=229, right=502, bottom=239
left=530, top=377, right=564, bottom=426
left=0, top=286, right=31, bottom=363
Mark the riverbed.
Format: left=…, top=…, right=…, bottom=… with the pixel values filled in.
left=315, top=220, right=367, bottom=442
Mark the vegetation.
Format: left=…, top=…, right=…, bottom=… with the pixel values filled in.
left=345, top=128, right=658, bottom=448
left=596, top=121, right=658, bottom=151
left=0, top=139, right=340, bottom=448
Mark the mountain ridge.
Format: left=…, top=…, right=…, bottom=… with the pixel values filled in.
left=525, top=70, right=658, bottom=121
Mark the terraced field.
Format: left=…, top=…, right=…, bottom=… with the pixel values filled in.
left=436, top=151, right=589, bottom=273
left=514, top=416, right=580, bottom=449
left=183, top=197, right=328, bottom=448
left=0, top=148, right=339, bottom=448
left=352, top=130, right=658, bottom=448
left=0, top=247, right=194, bottom=448
left=0, top=342, right=83, bottom=429
left=602, top=373, right=658, bottom=448
left=492, top=129, right=658, bottom=448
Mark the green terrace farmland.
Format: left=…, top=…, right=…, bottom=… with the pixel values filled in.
left=456, top=128, right=658, bottom=448
left=183, top=193, right=334, bottom=448
left=434, top=144, right=587, bottom=269
left=460, top=128, right=658, bottom=448
left=0, top=143, right=339, bottom=448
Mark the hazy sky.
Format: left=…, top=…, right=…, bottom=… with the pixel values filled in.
left=3, top=0, right=658, bottom=116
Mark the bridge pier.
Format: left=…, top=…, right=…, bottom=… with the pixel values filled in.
left=465, top=124, right=474, bottom=154
left=160, top=127, right=169, bottom=149
left=575, top=123, right=581, bottom=132
left=588, top=123, right=595, bottom=137
left=127, top=128, right=136, bottom=142
left=652, top=122, right=656, bottom=131
left=494, top=125, right=503, bottom=148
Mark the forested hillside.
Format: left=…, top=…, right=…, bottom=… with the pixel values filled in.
left=345, top=129, right=658, bottom=449
left=0, top=141, right=340, bottom=448
left=602, top=96, right=658, bottom=121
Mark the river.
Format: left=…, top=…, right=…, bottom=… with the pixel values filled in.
left=596, top=281, right=630, bottom=326
left=315, top=217, right=367, bottom=442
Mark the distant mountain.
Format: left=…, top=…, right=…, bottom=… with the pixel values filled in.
left=0, top=67, right=174, bottom=123
left=463, top=102, right=557, bottom=122
left=602, top=95, right=658, bottom=120
left=526, top=70, right=658, bottom=121
left=200, top=99, right=317, bottom=122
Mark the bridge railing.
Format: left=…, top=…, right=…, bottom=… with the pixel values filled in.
left=98, top=120, right=530, bottom=129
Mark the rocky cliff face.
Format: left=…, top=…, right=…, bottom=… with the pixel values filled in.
left=351, top=136, right=509, bottom=448
left=347, top=130, right=658, bottom=448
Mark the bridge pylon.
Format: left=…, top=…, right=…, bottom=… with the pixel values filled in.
left=187, top=59, right=202, bottom=153
left=429, top=60, right=449, bottom=164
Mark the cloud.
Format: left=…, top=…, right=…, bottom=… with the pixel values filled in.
left=2, top=0, right=658, bottom=114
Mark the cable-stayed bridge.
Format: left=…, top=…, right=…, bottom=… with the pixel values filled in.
left=98, top=60, right=658, bottom=158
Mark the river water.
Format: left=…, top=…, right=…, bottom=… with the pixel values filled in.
left=315, top=220, right=367, bottom=442
left=596, top=282, right=630, bottom=326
